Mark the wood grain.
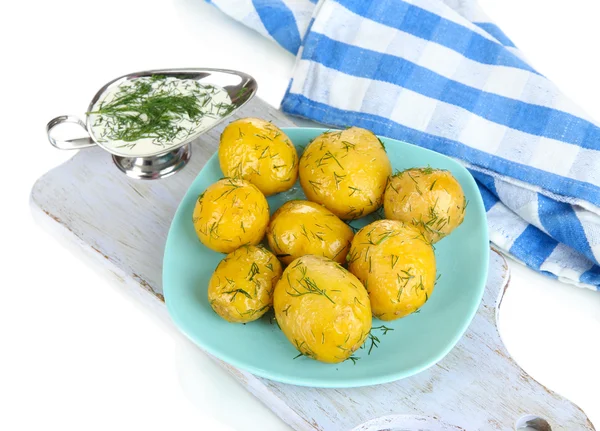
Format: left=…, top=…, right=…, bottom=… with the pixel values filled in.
left=31, top=97, right=594, bottom=431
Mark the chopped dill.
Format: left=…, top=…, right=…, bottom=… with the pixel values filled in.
left=286, top=264, right=335, bottom=304
left=333, top=172, right=346, bottom=189
left=247, top=262, right=260, bottom=281
left=348, top=186, right=361, bottom=196
left=89, top=76, right=234, bottom=146
left=347, top=356, right=360, bottom=365
left=223, top=288, right=252, bottom=302
left=372, top=325, right=394, bottom=335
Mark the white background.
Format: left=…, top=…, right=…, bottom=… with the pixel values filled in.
left=2, top=0, right=599, bottom=430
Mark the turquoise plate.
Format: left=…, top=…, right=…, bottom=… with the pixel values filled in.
left=163, top=127, right=489, bottom=388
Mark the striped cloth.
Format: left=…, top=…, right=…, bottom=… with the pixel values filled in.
left=206, top=0, right=600, bottom=291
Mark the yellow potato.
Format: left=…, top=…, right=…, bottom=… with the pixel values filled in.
left=384, top=167, right=466, bottom=243
left=274, top=255, right=371, bottom=363
left=299, top=127, right=392, bottom=220
left=193, top=178, right=269, bottom=253
left=266, top=200, right=354, bottom=265
left=208, top=245, right=283, bottom=323
left=348, top=220, right=436, bottom=321
left=219, top=117, right=298, bottom=196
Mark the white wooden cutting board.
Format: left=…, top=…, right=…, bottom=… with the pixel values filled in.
left=30, top=97, right=594, bottom=431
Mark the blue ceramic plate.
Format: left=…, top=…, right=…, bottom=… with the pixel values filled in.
left=163, top=127, right=489, bottom=388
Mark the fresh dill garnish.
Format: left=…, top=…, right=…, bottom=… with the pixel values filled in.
left=308, top=180, right=322, bottom=193
left=333, top=172, right=346, bottom=189
left=366, top=332, right=380, bottom=355
left=412, top=200, right=449, bottom=239
left=311, top=230, right=325, bottom=241
left=348, top=186, right=361, bottom=196
left=347, top=356, right=360, bottom=365
left=247, top=262, right=260, bottom=281
left=223, top=288, right=252, bottom=302
left=341, top=141, right=355, bottom=151
left=88, top=76, right=234, bottom=146
left=286, top=264, right=335, bottom=304
left=391, top=254, right=399, bottom=269
left=375, top=230, right=396, bottom=245
left=414, top=276, right=425, bottom=294
left=259, top=146, right=271, bottom=159
left=393, top=169, right=404, bottom=178
left=388, top=180, right=399, bottom=194
left=323, top=150, right=344, bottom=169
left=242, top=304, right=270, bottom=317
left=397, top=268, right=414, bottom=300
left=332, top=243, right=349, bottom=260
left=346, top=206, right=365, bottom=219
left=406, top=171, right=422, bottom=194
left=346, top=248, right=359, bottom=265
left=300, top=224, right=310, bottom=240
left=376, top=136, right=386, bottom=151
left=360, top=325, right=395, bottom=355
left=214, top=178, right=242, bottom=201
left=292, top=339, right=316, bottom=360
left=372, top=325, right=394, bottom=335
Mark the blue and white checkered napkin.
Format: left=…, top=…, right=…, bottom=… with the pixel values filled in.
left=207, top=0, right=600, bottom=290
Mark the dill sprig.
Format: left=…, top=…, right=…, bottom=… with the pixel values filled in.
left=372, top=325, right=394, bottom=335
left=359, top=325, right=395, bottom=355
left=413, top=200, right=449, bottom=239
left=247, top=262, right=260, bottom=281
left=88, top=75, right=233, bottom=147
left=292, top=339, right=317, bottom=360
left=286, top=264, right=335, bottom=304
left=223, top=288, right=252, bottom=302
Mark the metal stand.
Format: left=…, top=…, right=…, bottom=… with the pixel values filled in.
left=112, top=143, right=192, bottom=179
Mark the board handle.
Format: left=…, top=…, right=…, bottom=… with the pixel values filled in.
left=47, top=115, right=96, bottom=150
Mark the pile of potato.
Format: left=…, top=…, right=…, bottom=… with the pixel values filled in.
left=192, top=117, right=466, bottom=363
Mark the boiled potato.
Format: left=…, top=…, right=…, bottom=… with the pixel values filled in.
left=348, top=220, right=436, bottom=321
left=208, top=245, right=283, bottom=323
left=266, top=200, right=354, bottom=265
left=219, top=117, right=298, bottom=196
left=299, top=127, right=392, bottom=220
left=384, top=167, right=466, bottom=243
left=274, top=255, right=371, bottom=363
left=193, top=178, right=269, bottom=253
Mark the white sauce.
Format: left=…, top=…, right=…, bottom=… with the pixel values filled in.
left=88, top=76, right=233, bottom=157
